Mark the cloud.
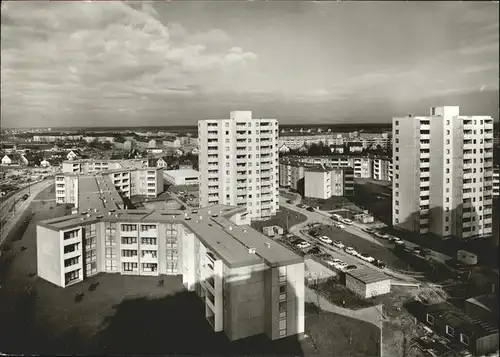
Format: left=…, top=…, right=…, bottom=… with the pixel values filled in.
left=0, top=1, right=257, bottom=127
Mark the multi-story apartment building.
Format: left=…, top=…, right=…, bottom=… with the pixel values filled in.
left=493, top=165, right=499, bottom=197
left=392, top=106, right=494, bottom=239
left=304, top=165, right=354, bottom=199
left=279, top=155, right=372, bottom=179
left=198, top=111, right=280, bottom=220
left=372, top=156, right=393, bottom=181
left=278, top=133, right=346, bottom=150
left=56, top=165, right=164, bottom=205
left=61, top=158, right=149, bottom=175
left=36, top=205, right=304, bottom=342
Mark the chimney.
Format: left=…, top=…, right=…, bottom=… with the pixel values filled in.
left=265, top=242, right=271, bottom=249
left=228, top=226, right=233, bottom=231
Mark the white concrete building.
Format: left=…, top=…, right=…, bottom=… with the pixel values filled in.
left=493, top=165, right=499, bottom=197
left=303, top=166, right=354, bottom=199
left=392, top=106, right=494, bottom=239
left=345, top=268, right=391, bottom=298
left=36, top=205, right=304, bottom=342
left=164, top=169, right=200, bottom=186
left=372, top=157, right=392, bottom=181
left=55, top=159, right=163, bottom=204
left=198, top=111, right=279, bottom=220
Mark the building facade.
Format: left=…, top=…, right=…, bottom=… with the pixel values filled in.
left=303, top=166, right=354, bottom=199
left=280, top=155, right=371, bottom=181
left=493, top=165, right=499, bottom=197
left=57, top=159, right=164, bottom=206
left=36, top=205, right=304, bottom=342
left=198, top=111, right=280, bottom=220
left=392, top=106, right=494, bottom=239
left=372, top=156, right=393, bottom=181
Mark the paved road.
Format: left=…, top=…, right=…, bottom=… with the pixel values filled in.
left=0, top=179, right=53, bottom=245
left=281, top=200, right=417, bottom=282
left=280, top=195, right=451, bottom=265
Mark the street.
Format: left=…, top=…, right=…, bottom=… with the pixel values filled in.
left=0, top=179, right=54, bottom=245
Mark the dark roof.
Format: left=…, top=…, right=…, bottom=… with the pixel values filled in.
left=425, top=302, right=498, bottom=338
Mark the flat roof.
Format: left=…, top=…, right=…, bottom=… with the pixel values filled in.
left=77, top=175, right=123, bottom=213
left=164, top=169, right=200, bottom=178
left=346, top=267, right=389, bottom=284
left=38, top=204, right=303, bottom=269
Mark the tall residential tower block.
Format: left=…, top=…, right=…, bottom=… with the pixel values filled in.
left=198, top=111, right=280, bottom=220
left=392, top=106, right=494, bottom=239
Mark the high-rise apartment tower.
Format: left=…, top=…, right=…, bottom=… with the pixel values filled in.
left=198, top=111, right=280, bottom=220
left=392, top=106, right=494, bottom=239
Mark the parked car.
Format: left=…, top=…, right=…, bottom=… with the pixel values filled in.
left=331, top=214, right=342, bottom=221
left=297, top=203, right=305, bottom=208
left=362, top=227, right=375, bottom=234
left=344, top=246, right=358, bottom=256
left=341, top=218, right=353, bottom=225
left=359, top=253, right=376, bottom=263
left=306, top=207, right=315, bottom=212
left=335, top=261, right=349, bottom=270
left=291, top=238, right=303, bottom=245
left=372, top=259, right=386, bottom=268
left=319, top=236, right=333, bottom=244
left=413, top=247, right=429, bottom=256
left=309, top=230, right=318, bottom=238
left=296, top=241, right=311, bottom=249
left=286, top=199, right=293, bottom=204
left=333, top=222, right=345, bottom=229
left=308, top=246, right=322, bottom=255
left=374, top=231, right=390, bottom=239
left=332, top=240, right=345, bottom=249
left=389, top=236, right=404, bottom=245
left=343, top=265, right=357, bottom=271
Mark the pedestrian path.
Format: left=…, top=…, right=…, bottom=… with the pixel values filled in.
left=305, top=287, right=383, bottom=329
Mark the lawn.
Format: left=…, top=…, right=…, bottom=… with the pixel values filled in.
left=251, top=207, right=307, bottom=233
left=302, top=303, right=380, bottom=357
left=302, top=196, right=354, bottom=211
left=312, top=224, right=417, bottom=271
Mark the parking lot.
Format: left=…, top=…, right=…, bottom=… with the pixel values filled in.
left=306, top=224, right=417, bottom=271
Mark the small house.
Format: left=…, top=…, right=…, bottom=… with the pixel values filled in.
left=345, top=267, right=391, bottom=298
left=407, top=300, right=498, bottom=356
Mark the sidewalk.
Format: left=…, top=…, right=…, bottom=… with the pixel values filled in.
left=305, top=287, right=383, bottom=329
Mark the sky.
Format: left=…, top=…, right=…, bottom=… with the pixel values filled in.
left=1, top=1, right=498, bottom=128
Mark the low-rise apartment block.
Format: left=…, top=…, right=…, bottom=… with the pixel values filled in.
left=372, top=156, right=393, bottom=181
left=304, top=165, right=354, bottom=199
left=36, top=205, right=305, bottom=342
left=280, top=155, right=372, bottom=179
left=56, top=159, right=164, bottom=206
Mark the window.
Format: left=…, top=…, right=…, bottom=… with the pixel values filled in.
left=64, top=257, right=79, bottom=267
left=426, top=314, right=434, bottom=325
left=141, top=224, right=156, bottom=232
left=121, top=224, right=137, bottom=232
left=279, top=301, right=287, bottom=313
left=65, top=270, right=80, bottom=284
left=64, top=229, right=79, bottom=240
left=279, top=285, right=286, bottom=294
left=122, top=249, right=138, bottom=257
left=121, top=237, right=137, bottom=244
left=141, top=237, right=157, bottom=245
left=445, top=325, right=454, bottom=337
left=460, top=333, right=469, bottom=346
left=85, top=224, right=96, bottom=237
left=123, top=262, right=138, bottom=271
left=64, top=243, right=79, bottom=254
left=278, top=266, right=286, bottom=283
